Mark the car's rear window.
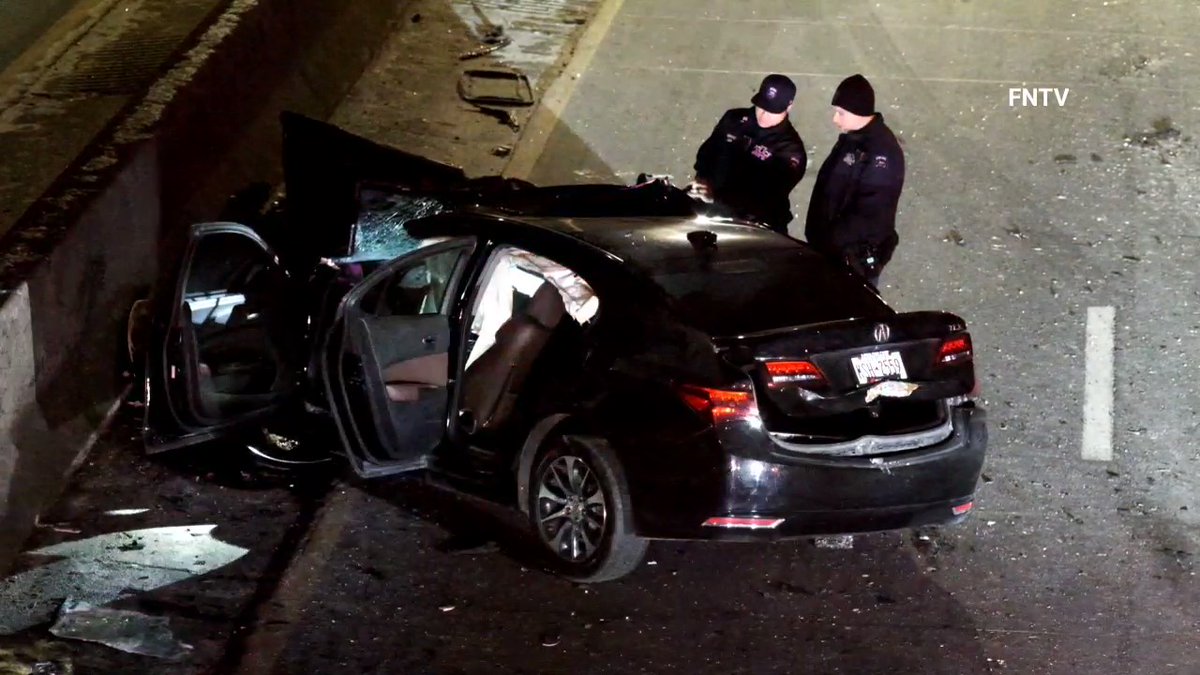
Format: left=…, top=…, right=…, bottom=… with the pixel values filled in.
left=645, top=247, right=888, bottom=336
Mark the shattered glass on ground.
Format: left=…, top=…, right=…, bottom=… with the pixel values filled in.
left=49, top=600, right=190, bottom=660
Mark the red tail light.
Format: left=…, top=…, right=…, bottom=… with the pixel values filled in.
left=764, top=360, right=827, bottom=388
left=678, top=385, right=756, bottom=424
left=937, top=334, right=973, bottom=365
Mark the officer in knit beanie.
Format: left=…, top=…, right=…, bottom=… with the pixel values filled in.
left=804, top=74, right=906, bottom=289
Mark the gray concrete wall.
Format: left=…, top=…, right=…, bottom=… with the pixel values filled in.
left=0, top=0, right=411, bottom=565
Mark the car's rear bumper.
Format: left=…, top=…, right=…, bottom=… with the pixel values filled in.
left=629, top=404, right=987, bottom=541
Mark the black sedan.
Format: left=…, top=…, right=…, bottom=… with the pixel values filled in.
left=134, top=113, right=987, bottom=582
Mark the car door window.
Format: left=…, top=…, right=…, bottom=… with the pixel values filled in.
left=365, top=247, right=464, bottom=317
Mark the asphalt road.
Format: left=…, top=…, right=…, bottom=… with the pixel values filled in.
left=2, top=0, right=1198, bottom=673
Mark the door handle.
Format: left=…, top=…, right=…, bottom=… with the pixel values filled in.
left=422, top=335, right=436, bottom=345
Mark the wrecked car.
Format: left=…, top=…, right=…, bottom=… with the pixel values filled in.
left=130, top=112, right=988, bottom=582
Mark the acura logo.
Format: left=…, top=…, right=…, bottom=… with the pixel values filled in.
left=873, top=323, right=891, bottom=343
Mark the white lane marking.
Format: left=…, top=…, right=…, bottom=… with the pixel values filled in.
left=503, top=0, right=627, bottom=180
left=1082, top=306, right=1115, bottom=461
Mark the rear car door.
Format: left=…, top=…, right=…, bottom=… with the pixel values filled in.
left=324, top=238, right=477, bottom=477
left=144, top=223, right=303, bottom=452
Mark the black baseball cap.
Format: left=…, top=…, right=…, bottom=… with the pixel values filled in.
left=751, top=74, right=795, bottom=114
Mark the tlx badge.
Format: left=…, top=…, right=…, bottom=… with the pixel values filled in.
left=751, top=144, right=772, bottom=160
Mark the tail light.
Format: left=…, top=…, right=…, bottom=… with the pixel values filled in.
left=936, top=334, right=973, bottom=365
left=678, top=384, right=757, bottom=424
left=764, top=360, right=827, bottom=388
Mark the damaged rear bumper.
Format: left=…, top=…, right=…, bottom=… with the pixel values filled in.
left=632, top=405, right=987, bottom=541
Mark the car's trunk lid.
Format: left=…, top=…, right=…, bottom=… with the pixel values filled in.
left=715, top=311, right=976, bottom=440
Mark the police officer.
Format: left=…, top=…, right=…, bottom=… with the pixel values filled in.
left=804, top=74, right=905, bottom=289
left=693, top=74, right=807, bottom=234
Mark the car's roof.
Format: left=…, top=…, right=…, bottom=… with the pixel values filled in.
left=507, top=215, right=809, bottom=263
left=409, top=204, right=812, bottom=262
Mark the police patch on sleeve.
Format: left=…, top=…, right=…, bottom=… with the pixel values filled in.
left=873, top=155, right=889, bottom=168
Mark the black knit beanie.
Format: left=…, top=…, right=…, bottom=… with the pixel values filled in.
left=831, top=74, right=875, bottom=116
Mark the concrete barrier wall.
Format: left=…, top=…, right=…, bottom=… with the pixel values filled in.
left=0, top=0, right=411, bottom=565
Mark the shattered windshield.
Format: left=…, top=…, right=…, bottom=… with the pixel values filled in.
left=336, top=187, right=449, bottom=263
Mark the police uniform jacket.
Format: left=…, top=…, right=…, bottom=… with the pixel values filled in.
left=694, top=107, right=807, bottom=231
left=804, top=114, right=905, bottom=261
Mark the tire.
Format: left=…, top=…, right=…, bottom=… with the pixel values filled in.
left=527, top=435, right=648, bottom=583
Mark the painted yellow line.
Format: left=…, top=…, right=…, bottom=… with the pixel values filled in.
left=502, top=0, right=626, bottom=180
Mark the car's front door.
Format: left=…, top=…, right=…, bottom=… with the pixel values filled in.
left=325, top=238, right=476, bottom=477
left=144, top=223, right=302, bottom=452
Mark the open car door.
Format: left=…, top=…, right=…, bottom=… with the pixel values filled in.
left=324, top=237, right=477, bottom=478
left=144, top=223, right=303, bottom=452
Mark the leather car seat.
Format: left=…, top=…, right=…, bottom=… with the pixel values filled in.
left=462, top=282, right=565, bottom=431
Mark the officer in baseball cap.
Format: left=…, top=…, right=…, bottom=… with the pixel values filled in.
left=693, top=74, right=808, bottom=234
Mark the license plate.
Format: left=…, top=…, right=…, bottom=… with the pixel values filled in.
left=851, top=350, right=908, bottom=385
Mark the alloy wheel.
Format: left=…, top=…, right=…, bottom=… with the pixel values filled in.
left=535, top=455, right=608, bottom=563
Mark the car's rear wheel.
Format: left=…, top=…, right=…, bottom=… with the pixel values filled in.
left=528, top=435, right=647, bottom=583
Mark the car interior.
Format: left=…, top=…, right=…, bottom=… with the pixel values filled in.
left=331, top=241, right=598, bottom=469
left=457, top=246, right=598, bottom=437
left=177, top=232, right=293, bottom=421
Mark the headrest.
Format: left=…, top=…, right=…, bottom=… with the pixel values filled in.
left=526, top=283, right=565, bottom=329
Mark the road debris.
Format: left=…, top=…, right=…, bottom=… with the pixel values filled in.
left=0, top=525, right=248, bottom=635
left=33, top=516, right=81, bottom=535
left=540, top=631, right=561, bottom=647
left=458, top=67, right=534, bottom=107
left=103, top=509, right=149, bottom=517
left=472, top=105, right=521, bottom=131
left=49, top=600, right=191, bottom=660
left=814, top=535, right=854, bottom=549
left=0, top=641, right=73, bottom=675
left=1061, top=507, right=1085, bottom=525
left=943, top=229, right=965, bottom=246
left=460, top=25, right=512, bottom=60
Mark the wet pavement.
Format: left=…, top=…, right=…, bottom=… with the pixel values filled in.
left=2, top=0, right=1200, bottom=673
